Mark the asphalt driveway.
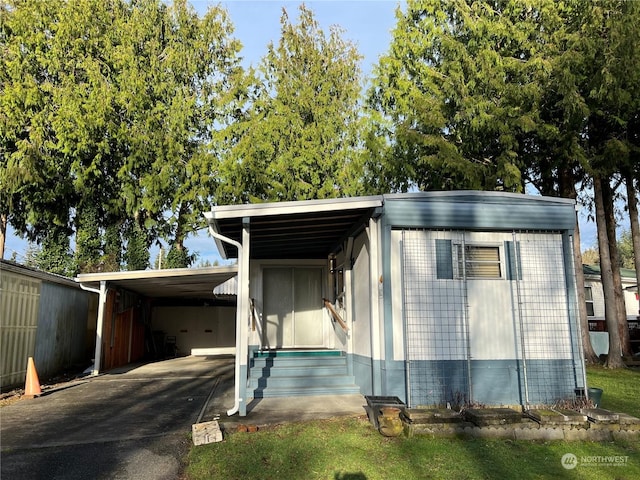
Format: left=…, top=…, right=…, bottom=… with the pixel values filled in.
left=0, top=356, right=234, bottom=480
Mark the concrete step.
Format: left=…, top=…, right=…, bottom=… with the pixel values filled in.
left=252, top=384, right=361, bottom=398
left=250, top=356, right=347, bottom=368
left=248, top=349, right=359, bottom=399
left=249, top=373, right=357, bottom=389
left=249, top=364, right=348, bottom=378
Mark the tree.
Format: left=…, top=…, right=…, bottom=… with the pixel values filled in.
left=372, top=0, right=640, bottom=366
left=368, top=0, right=561, bottom=192
left=2, top=0, right=244, bottom=270
left=594, top=176, right=625, bottom=367
left=123, top=221, right=149, bottom=271
left=617, top=230, right=636, bottom=270
left=218, top=5, right=365, bottom=203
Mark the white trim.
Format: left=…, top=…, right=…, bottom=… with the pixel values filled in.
left=76, top=265, right=237, bottom=283
left=191, top=347, right=236, bottom=356
left=205, top=196, right=383, bottom=221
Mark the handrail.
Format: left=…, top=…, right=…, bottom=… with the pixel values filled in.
left=250, top=298, right=258, bottom=332
left=323, top=298, right=348, bottom=333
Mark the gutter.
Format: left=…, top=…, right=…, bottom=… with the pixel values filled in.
left=205, top=218, right=244, bottom=417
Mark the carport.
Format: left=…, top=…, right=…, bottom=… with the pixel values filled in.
left=76, top=266, right=237, bottom=375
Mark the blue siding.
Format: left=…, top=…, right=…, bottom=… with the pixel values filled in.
left=404, top=359, right=579, bottom=407
left=382, top=192, right=576, bottom=232
left=350, top=353, right=373, bottom=396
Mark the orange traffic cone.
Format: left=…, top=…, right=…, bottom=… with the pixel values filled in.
left=24, top=356, right=42, bottom=399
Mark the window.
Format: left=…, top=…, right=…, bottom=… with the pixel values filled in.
left=585, top=286, right=595, bottom=316
left=454, top=244, right=502, bottom=279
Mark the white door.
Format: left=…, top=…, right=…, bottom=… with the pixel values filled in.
left=263, top=267, right=324, bottom=348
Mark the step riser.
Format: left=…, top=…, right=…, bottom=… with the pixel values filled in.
left=248, top=350, right=359, bottom=399
left=250, top=357, right=347, bottom=368
left=253, top=386, right=361, bottom=398
left=249, top=366, right=348, bottom=378
left=249, top=375, right=357, bottom=389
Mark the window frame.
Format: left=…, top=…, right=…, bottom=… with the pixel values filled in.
left=453, top=242, right=504, bottom=280
left=585, top=286, right=595, bottom=317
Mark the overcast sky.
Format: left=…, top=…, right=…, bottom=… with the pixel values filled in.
left=4, top=1, right=630, bottom=265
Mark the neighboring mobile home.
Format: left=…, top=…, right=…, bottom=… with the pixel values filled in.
left=584, top=265, right=639, bottom=356
left=1, top=260, right=97, bottom=388
left=205, top=191, right=586, bottom=416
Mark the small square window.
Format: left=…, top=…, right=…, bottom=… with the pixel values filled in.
left=454, top=244, right=502, bottom=279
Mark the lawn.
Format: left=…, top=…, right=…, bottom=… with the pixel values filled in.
left=186, top=367, right=640, bottom=480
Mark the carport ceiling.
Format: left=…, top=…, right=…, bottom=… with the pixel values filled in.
left=205, top=196, right=383, bottom=259
left=76, top=265, right=238, bottom=299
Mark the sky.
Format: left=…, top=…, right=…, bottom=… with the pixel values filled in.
left=3, top=0, right=632, bottom=266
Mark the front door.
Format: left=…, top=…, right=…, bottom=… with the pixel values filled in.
left=263, top=267, right=324, bottom=348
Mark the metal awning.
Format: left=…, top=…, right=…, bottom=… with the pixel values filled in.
left=76, top=265, right=238, bottom=298
left=204, top=196, right=383, bottom=259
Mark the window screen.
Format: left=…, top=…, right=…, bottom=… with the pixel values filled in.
left=455, top=245, right=502, bottom=278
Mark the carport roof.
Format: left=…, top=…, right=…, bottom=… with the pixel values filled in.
left=204, top=196, right=384, bottom=259
left=76, top=265, right=238, bottom=299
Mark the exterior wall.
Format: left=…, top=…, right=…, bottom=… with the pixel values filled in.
left=100, top=290, right=146, bottom=371
left=350, top=231, right=373, bottom=395
left=377, top=194, right=582, bottom=407
left=585, top=272, right=639, bottom=355
left=34, top=282, right=91, bottom=378
left=152, top=306, right=235, bottom=355
left=1, top=269, right=41, bottom=387
left=1, top=262, right=95, bottom=387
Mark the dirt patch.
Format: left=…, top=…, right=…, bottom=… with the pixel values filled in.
left=1, top=368, right=89, bottom=407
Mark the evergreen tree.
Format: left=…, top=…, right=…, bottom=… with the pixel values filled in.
left=218, top=5, right=365, bottom=203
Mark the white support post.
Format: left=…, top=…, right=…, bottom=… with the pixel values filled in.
left=237, top=218, right=251, bottom=416
left=80, top=281, right=108, bottom=376
left=368, top=217, right=382, bottom=395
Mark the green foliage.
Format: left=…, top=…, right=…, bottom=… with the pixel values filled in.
left=1, top=0, right=244, bottom=267
left=165, top=245, right=195, bottom=269
left=369, top=0, right=559, bottom=192
left=616, top=230, right=636, bottom=270
left=25, top=227, right=76, bottom=277
left=101, top=222, right=122, bottom=272
left=124, top=223, right=149, bottom=271
left=218, top=5, right=365, bottom=203
left=581, top=230, right=637, bottom=270
left=74, top=203, right=103, bottom=273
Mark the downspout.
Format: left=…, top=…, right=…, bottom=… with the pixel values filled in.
left=79, top=280, right=108, bottom=375
left=207, top=223, right=244, bottom=416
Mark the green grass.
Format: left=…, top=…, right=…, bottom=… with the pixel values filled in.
left=586, top=366, right=640, bottom=417
left=186, top=367, right=640, bottom=480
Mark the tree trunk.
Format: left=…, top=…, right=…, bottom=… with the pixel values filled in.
left=602, top=180, right=632, bottom=357
left=0, top=213, right=6, bottom=259
left=626, top=173, right=640, bottom=318
left=561, top=177, right=599, bottom=364
left=594, top=175, right=625, bottom=368
left=573, top=217, right=600, bottom=363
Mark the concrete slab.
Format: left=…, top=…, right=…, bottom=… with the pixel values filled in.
left=464, top=408, right=522, bottom=427
left=403, top=408, right=463, bottom=424
left=581, top=408, right=620, bottom=423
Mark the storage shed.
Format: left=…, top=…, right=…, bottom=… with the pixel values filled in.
left=205, top=191, right=586, bottom=416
